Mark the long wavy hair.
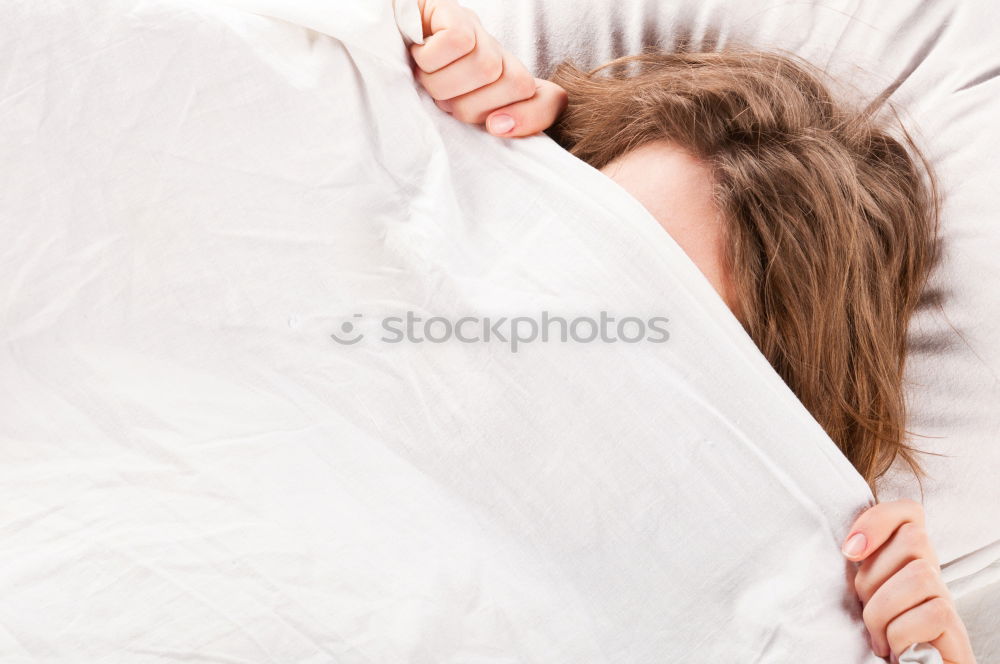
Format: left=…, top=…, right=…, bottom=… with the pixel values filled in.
left=549, top=51, right=940, bottom=492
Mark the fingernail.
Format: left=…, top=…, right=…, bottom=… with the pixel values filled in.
left=842, top=532, right=867, bottom=558
left=487, top=114, right=515, bottom=134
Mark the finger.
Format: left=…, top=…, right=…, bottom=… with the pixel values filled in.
left=417, top=0, right=460, bottom=38
left=843, top=499, right=925, bottom=562
left=855, top=521, right=938, bottom=604
left=862, top=558, right=947, bottom=658
left=885, top=597, right=970, bottom=664
left=485, top=79, right=569, bottom=137
left=411, top=2, right=476, bottom=73
left=443, top=53, right=537, bottom=124
left=415, top=23, right=504, bottom=100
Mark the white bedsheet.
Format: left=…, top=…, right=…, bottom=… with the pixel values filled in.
left=0, top=0, right=985, bottom=661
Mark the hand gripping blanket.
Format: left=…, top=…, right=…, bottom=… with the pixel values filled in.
left=0, top=1, right=941, bottom=662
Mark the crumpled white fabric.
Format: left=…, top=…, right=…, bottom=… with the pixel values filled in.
left=0, top=0, right=955, bottom=661
left=900, top=642, right=945, bottom=664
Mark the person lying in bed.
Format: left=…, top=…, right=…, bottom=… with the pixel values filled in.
left=410, top=1, right=977, bottom=662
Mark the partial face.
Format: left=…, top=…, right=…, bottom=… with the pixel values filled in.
left=599, top=141, right=738, bottom=314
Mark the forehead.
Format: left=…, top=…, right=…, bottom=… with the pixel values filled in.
left=599, top=140, right=737, bottom=313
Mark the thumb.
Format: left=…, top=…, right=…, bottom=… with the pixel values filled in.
left=485, top=79, right=568, bottom=138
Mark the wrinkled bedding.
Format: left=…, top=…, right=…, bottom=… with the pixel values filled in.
left=0, top=0, right=994, bottom=662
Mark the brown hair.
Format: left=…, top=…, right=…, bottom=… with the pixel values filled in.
left=549, top=51, right=939, bottom=492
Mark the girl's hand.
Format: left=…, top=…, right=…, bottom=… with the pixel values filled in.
left=412, top=0, right=567, bottom=137
left=843, top=499, right=976, bottom=663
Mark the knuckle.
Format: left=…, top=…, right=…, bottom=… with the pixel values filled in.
left=447, top=98, right=488, bottom=124
left=450, top=103, right=477, bottom=124
left=416, top=71, right=441, bottom=98
left=861, top=600, right=879, bottom=628
left=853, top=568, right=871, bottom=598
left=449, top=107, right=470, bottom=123
left=448, top=26, right=476, bottom=55
left=477, top=51, right=504, bottom=83
left=927, top=597, right=951, bottom=623
left=899, top=522, right=927, bottom=548
left=511, top=73, right=537, bottom=100
left=854, top=574, right=871, bottom=602
left=427, top=85, right=449, bottom=101
left=884, top=598, right=953, bottom=656
left=905, top=558, right=938, bottom=584
left=885, top=621, right=910, bottom=656
left=885, top=618, right=903, bottom=648
left=554, top=84, right=569, bottom=106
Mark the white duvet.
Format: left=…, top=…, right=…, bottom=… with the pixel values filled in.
left=0, top=0, right=991, bottom=662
